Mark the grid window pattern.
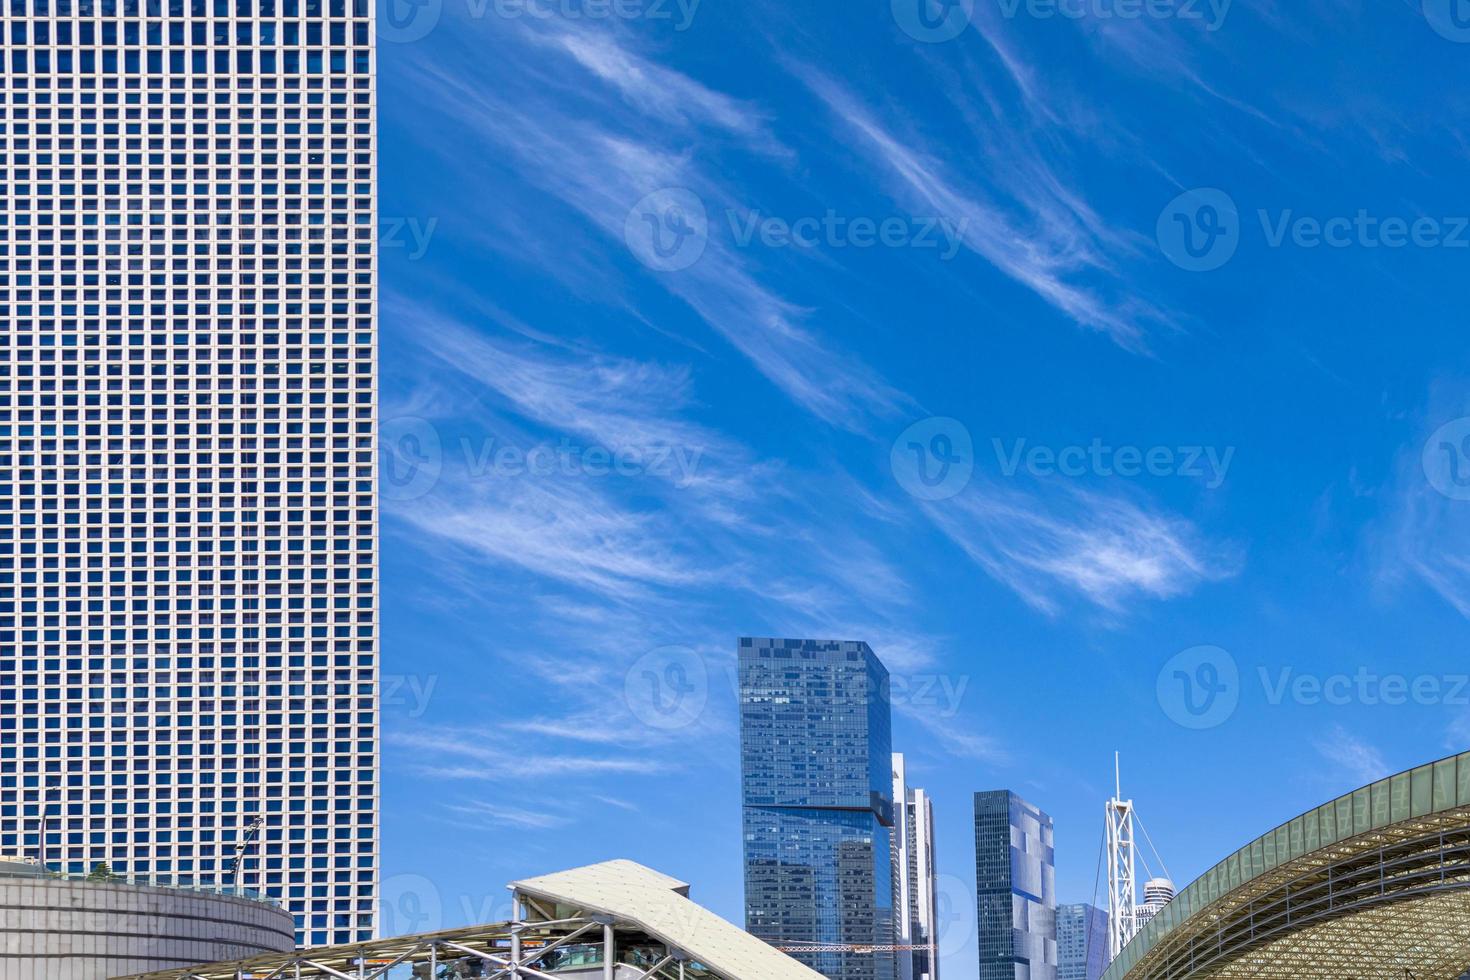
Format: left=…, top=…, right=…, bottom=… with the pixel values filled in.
left=975, top=791, right=1057, bottom=980
left=1056, top=903, right=1106, bottom=980
left=739, top=637, right=896, bottom=980
left=0, top=0, right=378, bottom=949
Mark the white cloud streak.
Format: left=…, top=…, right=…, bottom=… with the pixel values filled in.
left=924, top=482, right=1239, bottom=614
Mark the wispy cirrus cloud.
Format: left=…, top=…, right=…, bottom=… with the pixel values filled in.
left=527, top=27, right=781, bottom=149
left=1314, top=725, right=1390, bottom=785
left=397, top=22, right=902, bottom=431
left=900, top=702, right=1010, bottom=766
left=923, top=482, right=1239, bottom=615
left=442, top=800, right=574, bottom=831
left=1374, top=395, right=1470, bottom=619
left=797, top=68, right=1167, bottom=351
left=389, top=727, right=666, bottom=781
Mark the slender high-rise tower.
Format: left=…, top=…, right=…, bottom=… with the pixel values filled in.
left=893, top=753, right=940, bottom=980
left=740, top=637, right=896, bottom=980
left=975, top=790, right=1056, bottom=980
left=0, top=1, right=379, bottom=947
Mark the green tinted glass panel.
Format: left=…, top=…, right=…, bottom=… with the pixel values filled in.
left=1435, top=758, right=1456, bottom=810
left=1412, top=765, right=1432, bottom=816
left=1391, top=772, right=1410, bottom=821
left=1353, top=788, right=1371, bottom=833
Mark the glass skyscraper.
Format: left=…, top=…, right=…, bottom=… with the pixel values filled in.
left=740, top=637, right=896, bottom=980
left=0, top=0, right=378, bottom=948
left=974, top=790, right=1056, bottom=980
left=1056, top=903, right=1106, bottom=980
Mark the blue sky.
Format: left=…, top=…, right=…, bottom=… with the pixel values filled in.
left=372, top=0, right=1470, bottom=974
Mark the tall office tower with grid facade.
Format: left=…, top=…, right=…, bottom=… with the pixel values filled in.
left=739, top=637, right=896, bottom=980
left=975, top=791, right=1056, bottom=980
left=0, top=0, right=378, bottom=949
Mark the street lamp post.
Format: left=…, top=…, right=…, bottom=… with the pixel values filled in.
left=37, top=778, right=60, bottom=873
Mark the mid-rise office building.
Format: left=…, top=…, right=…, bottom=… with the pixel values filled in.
left=740, top=637, right=896, bottom=980
left=974, top=790, right=1056, bottom=980
left=892, top=753, right=939, bottom=980
left=1056, top=903, right=1106, bottom=980
left=0, top=2, right=379, bottom=946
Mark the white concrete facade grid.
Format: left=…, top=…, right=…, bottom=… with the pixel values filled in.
left=0, top=0, right=380, bottom=947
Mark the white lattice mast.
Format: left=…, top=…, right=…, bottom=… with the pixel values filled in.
left=1105, top=752, right=1138, bottom=961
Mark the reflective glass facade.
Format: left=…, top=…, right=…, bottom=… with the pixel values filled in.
left=740, top=637, right=895, bottom=980
left=1057, top=903, right=1106, bottom=980
left=0, top=0, right=379, bottom=948
left=975, top=790, right=1056, bottom=980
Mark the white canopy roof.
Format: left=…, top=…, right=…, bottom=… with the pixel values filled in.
left=510, top=859, right=827, bottom=980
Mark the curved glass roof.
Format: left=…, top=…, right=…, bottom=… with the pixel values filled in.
left=1102, top=748, right=1470, bottom=980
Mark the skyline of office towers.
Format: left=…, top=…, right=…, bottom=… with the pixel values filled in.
left=739, top=637, right=896, bottom=980
left=1056, top=903, right=1107, bottom=980
left=893, top=753, right=940, bottom=980
left=974, top=790, right=1057, bottom=980
left=0, top=0, right=379, bottom=948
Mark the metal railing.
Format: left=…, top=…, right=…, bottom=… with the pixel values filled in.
left=0, top=863, right=279, bottom=905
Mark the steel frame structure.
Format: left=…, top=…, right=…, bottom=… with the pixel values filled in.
left=1113, top=807, right=1470, bottom=979
left=117, top=889, right=717, bottom=980
left=1104, top=750, right=1470, bottom=980
left=1106, top=755, right=1138, bottom=961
